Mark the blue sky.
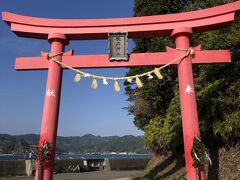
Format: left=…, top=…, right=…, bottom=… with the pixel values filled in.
left=0, top=0, right=144, bottom=137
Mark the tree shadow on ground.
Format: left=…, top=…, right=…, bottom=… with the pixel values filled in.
left=207, top=143, right=220, bottom=180
left=155, top=154, right=185, bottom=179
left=143, top=153, right=185, bottom=180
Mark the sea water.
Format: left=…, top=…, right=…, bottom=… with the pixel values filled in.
left=0, top=153, right=151, bottom=160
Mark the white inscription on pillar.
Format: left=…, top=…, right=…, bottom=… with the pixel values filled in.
left=184, top=85, right=194, bottom=94
left=46, top=89, right=55, bottom=97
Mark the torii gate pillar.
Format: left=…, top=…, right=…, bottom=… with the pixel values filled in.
left=171, top=28, right=204, bottom=179
left=35, top=33, right=68, bottom=180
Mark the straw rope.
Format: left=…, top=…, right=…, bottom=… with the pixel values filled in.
left=45, top=48, right=194, bottom=90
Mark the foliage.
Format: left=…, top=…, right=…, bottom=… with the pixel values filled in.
left=134, top=0, right=185, bottom=16
left=125, top=0, right=240, bottom=155
left=125, top=0, right=186, bottom=153
left=144, top=90, right=182, bottom=154
left=192, top=0, right=240, bottom=145
left=191, top=136, right=210, bottom=168
left=36, top=140, right=52, bottom=166
left=57, top=134, right=148, bottom=153
left=125, top=0, right=181, bottom=132
left=0, top=137, right=29, bottom=154
left=0, top=134, right=149, bottom=154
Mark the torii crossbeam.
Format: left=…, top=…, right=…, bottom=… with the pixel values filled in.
left=2, top=1, right=240, bottom=180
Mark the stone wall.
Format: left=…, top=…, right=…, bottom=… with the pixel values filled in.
left=54, top=159, right=88, bottom=173
left=0, top=160, right=26, bottom=177
left=0, top=158, right=150, bottom=177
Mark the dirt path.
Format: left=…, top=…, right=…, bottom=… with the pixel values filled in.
left=2, top=170, right=142, bottom=180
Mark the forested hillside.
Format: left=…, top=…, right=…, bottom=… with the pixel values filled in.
left=0, top=137, right=28, bottom=154
left=125, top=0, right=240, bottom=179
left=0, top=134, right=148, bottom=154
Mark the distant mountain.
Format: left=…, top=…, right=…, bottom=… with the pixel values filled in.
left=0, top=134, right=149, bottom=154
left=0, top=136, right=28, bottom=154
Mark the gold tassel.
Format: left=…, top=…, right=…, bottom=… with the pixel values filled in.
left=154, top=69, right=163, bottom=79
left=91, top=79, right=98, bottom=89
left=136, top=77, right=143, bottom=88
left=74, top=73, right=81, bottom=82
left=114, top=81, right=120, bottom=92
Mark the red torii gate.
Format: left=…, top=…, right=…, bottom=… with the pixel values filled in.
left=2, top=1, right=240, bottom=180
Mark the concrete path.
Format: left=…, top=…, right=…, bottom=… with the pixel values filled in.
left=2, top=170, right=142, bottom=180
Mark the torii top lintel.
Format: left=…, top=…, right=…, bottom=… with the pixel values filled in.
left=2, top=1, right=240, bottom=40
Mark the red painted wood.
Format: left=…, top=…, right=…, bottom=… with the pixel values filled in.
left=8, top=13, right=234, bottom=40
left=166, top=44, right=202, bottom=52
left=3, top=2, right=239, bottom=27
left=15, top=50, right=230, bottom=70
left=40, top=49, right=73, bottom=57
left=2, top=1, right=240, bottom=40
left=172, top=28, right=205, bottom=180
left=35, top=33, right=67, bottom=180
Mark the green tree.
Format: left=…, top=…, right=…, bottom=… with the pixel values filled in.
left=125, top=0, right=185, bottom=154
left=189, top=0, right=240, bottom=145
left=125, top=0, right=240, bottom=156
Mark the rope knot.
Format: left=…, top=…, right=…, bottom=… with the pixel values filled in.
left=45, top=53, right=51, bottom=60
left=45, top=52, right=64, bottom=60
left=189, top=47, right=194, bottom=55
